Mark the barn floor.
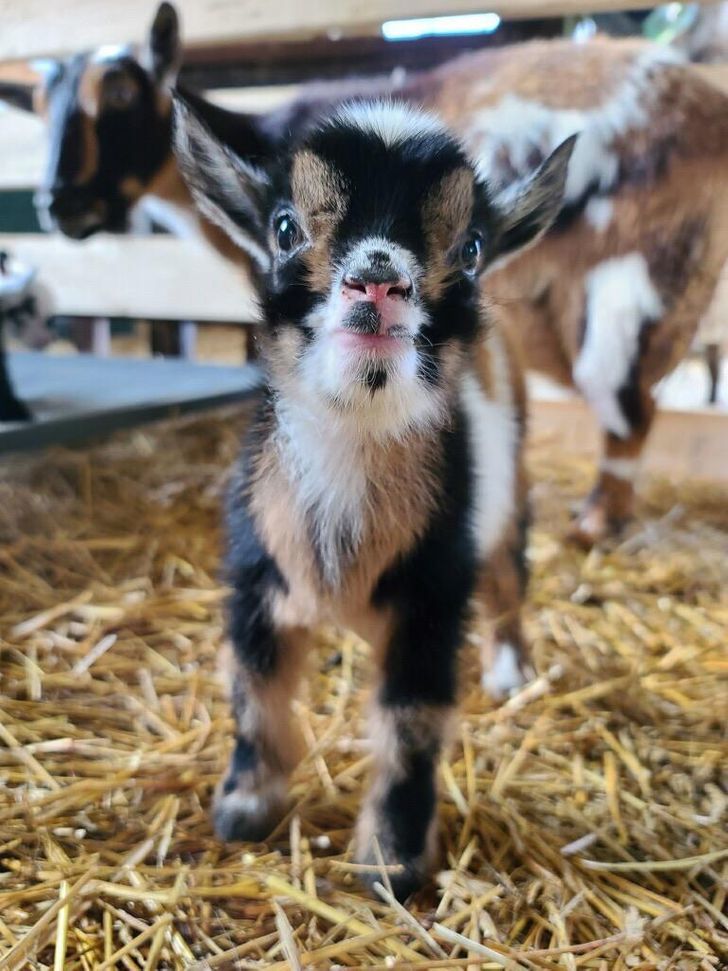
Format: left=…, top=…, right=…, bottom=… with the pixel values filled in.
left=0, top=408, right=726, bottom=970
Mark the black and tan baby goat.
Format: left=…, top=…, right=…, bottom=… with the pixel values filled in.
left=174, top=97, right=573, bottom=899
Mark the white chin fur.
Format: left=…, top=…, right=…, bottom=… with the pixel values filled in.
left=299, top=335, right=443, bottom=439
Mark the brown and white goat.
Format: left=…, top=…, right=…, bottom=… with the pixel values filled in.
left=173, top=96, right=573, bottom=898
left=427, top=40, right=728, bottom=542
left=6, top=9, right=728, bottom=541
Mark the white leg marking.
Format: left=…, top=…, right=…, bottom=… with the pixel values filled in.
left=482, top=642, right=526, bottom=699
left=601, top=456, right=638, bottom=480
left=573, top=252, right=663, bottom=438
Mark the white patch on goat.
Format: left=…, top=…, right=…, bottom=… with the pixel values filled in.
left=585, top=197, right=613, bottom=232
left=601, top=456, right=638, bottom=480
left=275, top=396, right=369, bottom=587
left=336, top=100, right=447, bottom=146
left=466, top=45, right=683, bottom=204
left=574, top=252, right=663, bottom=438
left=460, top=342, right=518, bottom=561
left=482, top=642, right=525, bottom=699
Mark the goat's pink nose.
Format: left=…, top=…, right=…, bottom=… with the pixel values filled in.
left=342, top=275, right=412, bottom=304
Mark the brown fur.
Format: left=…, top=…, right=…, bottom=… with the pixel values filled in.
left=291, top=150, right=348, bottom=293
left=421, top=167, right=474, bottom=302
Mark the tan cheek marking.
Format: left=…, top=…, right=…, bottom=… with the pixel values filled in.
left=74, top=114, right=99, bottom=185
left=422, top=168, right=474, bottom=303
left=290, top=150, right=348, bottom=293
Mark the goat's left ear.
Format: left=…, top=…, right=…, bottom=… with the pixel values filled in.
left=146, top=2, right=182, bottom=86
left=173, top=92, right=272, bottom=272
left=488, top=134, right=577, bottom=267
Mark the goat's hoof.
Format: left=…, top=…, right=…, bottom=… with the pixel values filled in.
left=212, top=778, right=286, bottom=843
left=356, top=851, right=427, bottom=903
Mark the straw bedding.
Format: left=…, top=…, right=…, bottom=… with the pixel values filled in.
left=0, top=406, right=726, bottom=970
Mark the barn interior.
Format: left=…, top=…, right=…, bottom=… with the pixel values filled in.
left=0, top=2, right=727, bottom=969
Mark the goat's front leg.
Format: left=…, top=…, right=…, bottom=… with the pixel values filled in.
left=213, top=582, right=307, bottom=843
left=355, top=583, right=468, bottom=901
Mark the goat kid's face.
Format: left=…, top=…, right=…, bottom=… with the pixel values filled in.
left=175, top=100, right=573, bottom=432
left=12, top=3, right=181, bottom=239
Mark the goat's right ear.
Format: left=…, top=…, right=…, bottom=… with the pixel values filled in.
left=172, top=92, right=272, bottom=272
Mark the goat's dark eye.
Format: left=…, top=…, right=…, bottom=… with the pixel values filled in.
left=460, top=233, right=484, bottom=274
left=275, top=214, right=301, bottom=253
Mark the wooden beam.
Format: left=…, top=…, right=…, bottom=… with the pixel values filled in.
left=0, top=0, right=668, bottom=61
left=0, top=104, right=45, bottom=190
left=0, top=233, right=259, bottom=322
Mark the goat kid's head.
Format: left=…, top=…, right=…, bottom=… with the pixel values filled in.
left=175, top=98, right=574, bottom=434
left=3, top=3, right=181, bottom=239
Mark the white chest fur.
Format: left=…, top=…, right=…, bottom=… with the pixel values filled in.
left=275, top=401, right=369, bottom=588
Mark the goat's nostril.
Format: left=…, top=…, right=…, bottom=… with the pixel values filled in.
left=386, top=279, right=412, bottom=300
left=343, top=276, right=367, bottom=295
left=387, top=282, right=412, bottom=300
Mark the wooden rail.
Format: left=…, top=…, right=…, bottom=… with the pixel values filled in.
left=0, top=233, right=258, bottom=322
left=0, top=0, right=668, bottom=61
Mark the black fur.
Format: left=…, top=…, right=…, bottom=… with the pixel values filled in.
left=373, top=408, right=476, bottom=708
left=616, top=322, right=653, bottom=433
left=0, top=322, right=32, bottom=422
left=222, top=736, right=258, bottom=793
left=225, top=399, right=287, bottom=677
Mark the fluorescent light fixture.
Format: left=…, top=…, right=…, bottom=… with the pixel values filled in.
left=382, top=13, right=501, bottom=41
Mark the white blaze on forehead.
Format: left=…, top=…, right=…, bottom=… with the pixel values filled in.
left=465, top=45, right=683, bottom=204
left=335, top=100, right=448, bottom=147
left=574, top=252, right=663, bottom=438
left=460, top=333, right=519, bottom=561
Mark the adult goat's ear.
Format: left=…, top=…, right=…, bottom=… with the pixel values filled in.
left=0, top=81, right=35, bottom=112
left=172, top=91, right=272, bottom=272
left=488, top=134, right=577, bottom=268
left=146, top=2, right=182, bottom=87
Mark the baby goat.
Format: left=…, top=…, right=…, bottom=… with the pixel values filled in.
left=174, top=97, right=573, bottom=899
